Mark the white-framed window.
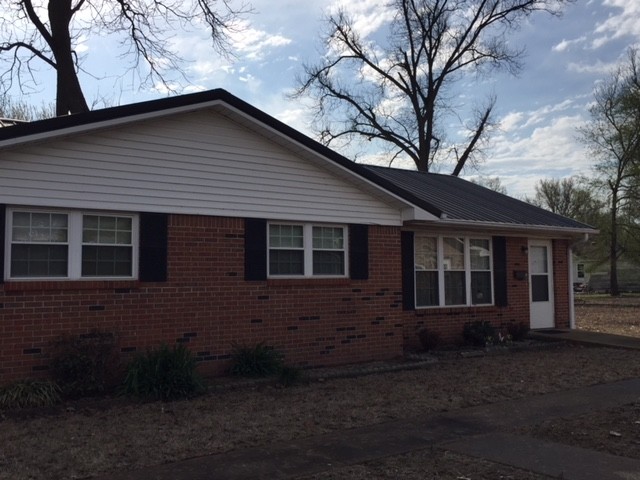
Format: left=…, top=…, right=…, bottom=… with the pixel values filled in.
left=5, top=208, right=138, bottom=280
left=576, top=263, right=585, bottom=280
left=268, top=223, right=347, bottom=277
left=415, top=235, right=493, bottom=308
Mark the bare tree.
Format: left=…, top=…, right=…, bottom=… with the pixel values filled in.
left=528, top=177, right=604, bottom=225
left=0, top=95, right=55, bottom=121
left=579, top=48, right=640, bottom=296
left=0, top=0, right=248, bottom=116
left=470, top=175, right=508, bottom=194
left=294, top=0, right=570, bottom=174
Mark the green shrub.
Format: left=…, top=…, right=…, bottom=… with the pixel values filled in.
left=0, top=379, right=61, bottom=409
left=50, top=330, right=118, bottom=398
left=229, top=342, right=283, bottom=377
left=417, top=328, right=441, bottom=351
left=278, top=365, right=305, bottom=387
left=506, top=321, right=530, bottom=342
left=462, top=321, right=496, bottom=347
left=123, top=343, right=204, bottom=401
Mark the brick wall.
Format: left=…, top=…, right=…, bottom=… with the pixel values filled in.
left=403, top=236, right=532, bottom=348
left=553, top=239, right=571, bottom=329
left=0, top=215, right=405, bottom=385
left=0, top=217, right=574, bottom=385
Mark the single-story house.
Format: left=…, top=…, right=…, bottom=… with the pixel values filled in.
left=0, top=89, right=596, bottom=385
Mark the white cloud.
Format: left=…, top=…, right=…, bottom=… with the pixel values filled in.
left=592, top=0, right=640, bottom=48
left=500, top=111, right=525, bottom=132
left=485, top=114, right=590, bottom=196
left=229, top=21, right=292, bottom=61
left=552, top=36, right=587, bottom=53
left=328, top=0, right=394, bottom=38
left=567, top=60, right=617, bottom=75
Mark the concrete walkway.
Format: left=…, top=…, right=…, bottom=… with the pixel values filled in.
left=530, top=328, right=640, bottom=350
left=96, top=377, right=640, bottom=480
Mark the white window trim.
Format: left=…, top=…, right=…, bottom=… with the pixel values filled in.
left=415, top=235, right=494, bottom=309
left=4, top=207, right=139, bottom=281
left=267, top=222, right=349, bottom=278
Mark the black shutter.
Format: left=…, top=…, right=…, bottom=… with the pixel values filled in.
left=349, top=224, right=369, bottom=280
left=139, top=213, right=168, bottom=282
left=0, top=205, right=5, bottom=284
left=492, top=236, right=508, bottom=307
left=401, top=231, right=415, bottom=311
left=245, top=218, right=267, bottom=281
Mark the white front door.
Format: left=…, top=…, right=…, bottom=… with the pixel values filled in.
left=529, top=240, right=555, bottom=329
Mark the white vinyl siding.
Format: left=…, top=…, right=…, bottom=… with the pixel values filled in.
left=0, top=110, right=402, bottom=225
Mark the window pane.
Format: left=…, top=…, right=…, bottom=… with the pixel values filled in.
left=82, top=246, right=132, bottom=277
left=532, top=275, right=549, bottom=302
left=11, top=244, right=68, bottom=277
left=443, top=237, right=465, bottom=270
left=313, top=251, right=345, bottom=275
left=444, top=271, right=466, bottom=305
left=269, top=250, right=304, bottom=275
left=269, top=224, right=303, bottom=248
left=312, top=227, right=344, bottom=249
left=415, top=237, right=438, bottom=270
left=12, top=212, right=68, bottom=243
left=471, top=271, right=492, bottom=304
left=470, top=239, right=490, bottom=270
left=416, top=271, right=439, bottom=307
left=83, top=215, right=132, bottom=245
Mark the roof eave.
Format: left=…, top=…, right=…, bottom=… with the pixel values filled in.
left=407, top=218, right=599, bottom=237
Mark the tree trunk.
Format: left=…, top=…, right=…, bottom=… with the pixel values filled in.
left=49, top=1, right=89, bottom=116
left=609, top=190, right=620, bottom=296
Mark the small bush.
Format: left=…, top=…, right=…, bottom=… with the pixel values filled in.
left=278, top=365, right=305, bottom=387
left=0, top=379, right=61, bottom=409
left=50, top=330, right=118, bottom=398
left=506, top=321, right=530, bottom=342
left=229, top=342, right=283, bottom=377
left=123, top=343, right=204, bottom=401
left=463, top=321, right=496, bottom=347
left=417, top=328, right=441, bottom=351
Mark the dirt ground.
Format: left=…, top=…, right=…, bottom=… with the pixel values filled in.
left=0, top=297, right=639, bottom=480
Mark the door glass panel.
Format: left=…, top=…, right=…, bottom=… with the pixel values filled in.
left=531, top=275, right=550, bottom=302
left=530, top=246, right=548, bottom=274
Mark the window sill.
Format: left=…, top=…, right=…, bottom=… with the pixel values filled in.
left=2, top=279, right=141, bottom=292
left=266, top=277, right=352, bottom=287
left=414, top=304, right=495, bottom=311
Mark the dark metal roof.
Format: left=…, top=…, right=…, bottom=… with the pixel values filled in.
left=0, top=88, right=594, bottom=232
left=362, top=165, right=594, bottom=230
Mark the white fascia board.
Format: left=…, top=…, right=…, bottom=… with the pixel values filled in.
left=409, top=218, right=599, bottom=237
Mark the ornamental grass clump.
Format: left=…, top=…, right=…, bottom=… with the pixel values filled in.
left=229, top=342, right=284, bottom=377
left=0, top=379, right=61, bottom=409
left=123, top=343, right=204, bottom=401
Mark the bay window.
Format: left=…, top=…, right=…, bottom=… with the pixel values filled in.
left=415, top=235, right=493, bottom=307
left=6, top=208, right=137, bottom=280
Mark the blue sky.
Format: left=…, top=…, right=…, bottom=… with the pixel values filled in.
left=9, top=0, right=640, bottom=196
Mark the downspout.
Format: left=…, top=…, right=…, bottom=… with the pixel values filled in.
left=568, top=233, right=590, bottom=330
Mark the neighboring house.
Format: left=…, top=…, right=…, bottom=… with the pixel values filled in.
left=0, top=90, right=596, bottom=385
